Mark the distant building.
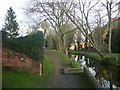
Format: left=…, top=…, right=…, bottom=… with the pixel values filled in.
left=69, top=41, right=92, bottom=51
left=102, top=17, right=120, bottom=42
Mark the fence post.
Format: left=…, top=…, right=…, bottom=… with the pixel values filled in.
left=40, top=62, right=42, bottom=76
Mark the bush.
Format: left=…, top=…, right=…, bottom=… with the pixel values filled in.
left=2, top=31, right=44, bottom=62
left=71, top=60, right=81, bottom=68
left=100, top=56, right=120, bottom=67
left=101, top=56, right=114, bottom=65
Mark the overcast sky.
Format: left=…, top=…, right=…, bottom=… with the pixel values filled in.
left=0, top=0, right=119, bottom=36
left=0, top=0, right=28, bottom=33
left=0, top=0, right=105, bottom=29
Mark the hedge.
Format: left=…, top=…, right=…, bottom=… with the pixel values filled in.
left=2, top=31, right=44, bottom=62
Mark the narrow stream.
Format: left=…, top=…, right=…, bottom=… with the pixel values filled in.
left=69, top=54, right=120, bottom=89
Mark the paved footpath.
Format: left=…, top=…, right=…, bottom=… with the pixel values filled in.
left=45, top=50, right=81, bottom=88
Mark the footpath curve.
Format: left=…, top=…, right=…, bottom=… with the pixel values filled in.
left=44, top=50, right=81, bottom=88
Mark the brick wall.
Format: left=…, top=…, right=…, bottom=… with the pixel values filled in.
left=2, top=48, right=41, bottom=75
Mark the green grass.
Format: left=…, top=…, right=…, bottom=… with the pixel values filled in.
left=51, top=50, right=81, bottom=68
left=68, top=50, right=90, bottom=54
left=110, top=53, right=120, bottom=56
left=50, top=50, right=93, bottom=88
left=83, top=53, right=102, bottom=61
left=69, top=50, right=102, bottom=61
left=44, top=47, right=53, bottom=50
left=48, top=50, right=94, bottom=88
left=2, top=55, right=55, bottom=88
left=69, top=50, right=120, bottom=66
left=51, top=50, right=69, bottom=64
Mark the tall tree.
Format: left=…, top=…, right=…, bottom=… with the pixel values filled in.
left=64, top=0, right=118, bottom=56
left=101, top=0, right=119, bottom=53
left=25, top=1, right=76, bottom=53
left=64, top=0, right=105, bottom=56
left=2, top=7, right=19, bottom=38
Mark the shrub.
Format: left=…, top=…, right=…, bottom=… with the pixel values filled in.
left=2, top=31, right=44, bottom=62
left=71, top=61, right=81, bottom=68
left=100, top=56, right=120, bottom=67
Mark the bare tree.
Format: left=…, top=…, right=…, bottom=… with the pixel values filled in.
left=24, top=0, right=119, bottom=56
left=63, top=0, right=105, bottom=56
left=24, top=0, right=77, bottom=53
left=101, top=0, right=119, bottom=53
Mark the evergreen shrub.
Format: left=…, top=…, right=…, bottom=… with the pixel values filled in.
left=2, top=31, right=44, bottom=62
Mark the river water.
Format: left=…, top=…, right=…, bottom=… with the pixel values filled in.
left=69, top=54, right=120, bottom=89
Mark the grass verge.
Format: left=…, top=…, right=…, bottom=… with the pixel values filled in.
left=69, top=50, right=102, bottom=61
left=51, top=50, right=81, bottom=68
left=50, top=50, right=93, bottom=88
left=2, top=55, right=55, bottom=88
left=69, top=50, right=120, bottom=66
left=50, top=50, right=94, bottom=88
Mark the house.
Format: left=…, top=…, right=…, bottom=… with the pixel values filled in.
left=102, top=17, right=120, bottom=41
left=69, top=41, right=90, bottom=50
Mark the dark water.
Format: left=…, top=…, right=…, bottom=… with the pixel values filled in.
left=69, top=54, right=120, bottom=89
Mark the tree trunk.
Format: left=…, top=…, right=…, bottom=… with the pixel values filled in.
left=85, top=37, right=88, bottom=51
left=108, top=2, right=112, bottom=53
left=108, top=21, right=112, bottom=53
left=59, top=34, right=68, bottom=55
left=77, top=41, right=80, bottom=51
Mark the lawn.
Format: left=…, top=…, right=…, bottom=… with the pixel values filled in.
left=2, top=55, right=55, bottom=88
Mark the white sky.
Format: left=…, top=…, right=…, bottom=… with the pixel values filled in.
left=0, top=0, right=105, bottom=29
left=0, top=0, right=29, bottom=35
left=0, top=0, right=119, bottom=36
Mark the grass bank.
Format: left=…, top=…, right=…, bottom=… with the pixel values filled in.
left=50, top=50, right=94, bottom=88
left=2, top=55, right=55, bottom=88
left=69, top=50, right=103, bottom=60
left=69, top=50, right=120, bottom=66
left=51, top=50, right=81, bottom=68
